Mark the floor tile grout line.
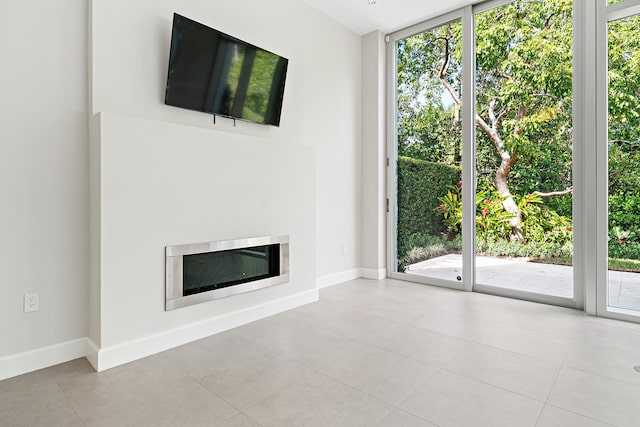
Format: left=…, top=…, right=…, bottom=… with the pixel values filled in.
left=323, top=286, right=581, bottom=344
left=394, top=367, right=445, bottom=427
left=319, top=287, right=574, bottom=368
left=188, top=374, right=267, bottom=426
left=560, top=364, right=640, bottom=389
left=306, top=317, right=468, bottom=370
left=238, top=367, right=397, bottom=426
left=52, top=376, right=88, bottom=426
left=234, top=324, right=436, bottom=421
left=539, top=403, right=618, bottom=427
left=536, top=357, right=564, bottom=426
left=439, top=366, right=548, bottom=405
left=322, top=281, right=598, bottom=339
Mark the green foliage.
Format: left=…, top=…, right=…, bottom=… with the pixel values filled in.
left=611, top=226, right=637, bottom=245
left=400, top=234, right=462, bottom=269
left=397, top=156, right=461, bottom=260
left=397, top=21, right=462, bottom=165
left=475, top=0, right=574, bottom=212
left=608, top=15, right=640, bottom=147
left=475, top=186, right=515, bottom=242
left=396, top=0, right=640, bottom=265
left=607, top=14, right=640, bottom=262
left=436, top=183, right=573, bottom=248
left=608, top=257, right=640, bottom=272
left=517, top=192, right=573, bottom=245
left=609, top=242, right=640, bottom=260
left=437, top=184, right=463, bottom=234
left=476, top=238, right=573, bottom=259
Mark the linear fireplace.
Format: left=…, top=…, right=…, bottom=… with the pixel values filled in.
left=165, top=235, right=289, bottom=310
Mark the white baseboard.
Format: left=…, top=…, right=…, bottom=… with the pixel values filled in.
left=360, top=268, right=387, bottom=280
left=316, top=268, right=361, bottom=288
left=85, top=337, right=100, bottom=372
left=93, top=288, right=319, bottom=372
left=316, top=267, right=387, bottom=289
left=0, top=338, right=87, bottom=381
left=1, top=289, right=319, bottom=378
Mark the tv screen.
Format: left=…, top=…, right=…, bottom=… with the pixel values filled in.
left=165, top=14, right=288, bottom=126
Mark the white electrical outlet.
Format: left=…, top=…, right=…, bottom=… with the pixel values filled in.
left=342, top=243, right=348, bottom=255
left=24, top=293, right=39, bottom=313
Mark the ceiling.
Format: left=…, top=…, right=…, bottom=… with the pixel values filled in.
left=303, top=0, right=473, bottom=35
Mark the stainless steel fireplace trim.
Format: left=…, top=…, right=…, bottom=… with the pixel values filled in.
left=165, top=235, right=289, bottom=311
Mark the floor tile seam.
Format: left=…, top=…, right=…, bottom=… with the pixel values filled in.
left=474, top=339, right=567, bottom=365
left=282, top=337, right=440, bottom=414
left=188, top=374, right=263, bottom=424
left=476, top=314, right=580, bottom=340
left=310, top=359, right=440, bottom=408
left=403, top=319, right=568, bottom=365
left=374, top=408, right=443, bottom=427
left=538, top=356, right=565, bottom=425
left=583, top=319, right=640, bottom=336
left=454, top=338, right=566, bottom=368
left=439, top=366, right=549, bottom=405
left=0, top=372, right=56, bottom=396
left=51, top=377, right=88, bottom=426
left=257, top=323, right=444, bottom=393
left=188, top=344, right=318, bottom=397
left=559, top=364, right=640, bottom=390
left=395, top=368, right=453, bottom=427
left=325, top=297, right=571, bottom=366
left=536, top=403, right=618, bottom=427
left=223, top=329, right=316, bottom=368
left=343, top=303, right=433, bottom=327
left=240, top=369, right=396, bottom=425
left=316, top=296, right=432, bottom=324
left=307, top=320, right=455, bottom=371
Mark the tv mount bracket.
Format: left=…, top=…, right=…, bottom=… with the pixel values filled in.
left=213, top=115, right=237, bottom=127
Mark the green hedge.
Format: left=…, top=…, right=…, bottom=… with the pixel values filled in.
left=397, top=156, right=461, bottom=259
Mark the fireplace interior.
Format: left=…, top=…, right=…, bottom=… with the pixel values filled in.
left=166, top=235, right=289, bottom=310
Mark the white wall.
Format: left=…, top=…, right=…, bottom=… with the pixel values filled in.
left=361, top=31, right=387, bottom=278
left=302, top=11, right=363, bottom=281
left=93, top=112, right=316, bottom=353
left=0, top=1, right=88, bottom=360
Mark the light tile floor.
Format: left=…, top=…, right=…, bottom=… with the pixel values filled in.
left=3, top=278, right=640, bottom=426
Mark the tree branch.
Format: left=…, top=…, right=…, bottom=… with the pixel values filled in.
left=544, top=13, right=555, bottom=29
left=532, top=187, right=573, bottom=197
left=514, top=106, right=526, bottom=136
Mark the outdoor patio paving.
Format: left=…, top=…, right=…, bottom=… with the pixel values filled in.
left=406, top=254, right=640, bottom=312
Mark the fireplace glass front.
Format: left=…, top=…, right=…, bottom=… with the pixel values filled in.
left=183, top=244, right=280, bottom=295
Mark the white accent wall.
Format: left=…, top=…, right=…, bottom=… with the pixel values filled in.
left=88, top=0, right=361, bottom=367
left=1, top=0, right=365, bottom=378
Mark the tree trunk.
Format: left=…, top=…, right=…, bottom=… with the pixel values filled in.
left=433, top=40, right=526, bottom=240
left=494, top=151, right=524, bottom=241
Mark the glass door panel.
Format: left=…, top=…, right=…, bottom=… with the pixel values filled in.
left=395, top=19, right=464, bottom=284
left=474, top=0, right=574, bottom=299
left=607, top=13, right=640, bottom=314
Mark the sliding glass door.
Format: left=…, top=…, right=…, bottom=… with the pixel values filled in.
left=388, top=0, right=639, bottom=321
left=389, top=0, right=577, bottom=306
left=473, top=0, right=575, bottom=303
left=601, top=2, right=640, bottom=318
left=392, top=13, right=465, bottom=288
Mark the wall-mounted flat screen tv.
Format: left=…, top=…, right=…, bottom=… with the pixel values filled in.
left=165, top=14, right=288, bottom=127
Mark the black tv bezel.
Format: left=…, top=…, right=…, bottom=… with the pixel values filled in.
left=164, top=13, right=288, bottom=127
